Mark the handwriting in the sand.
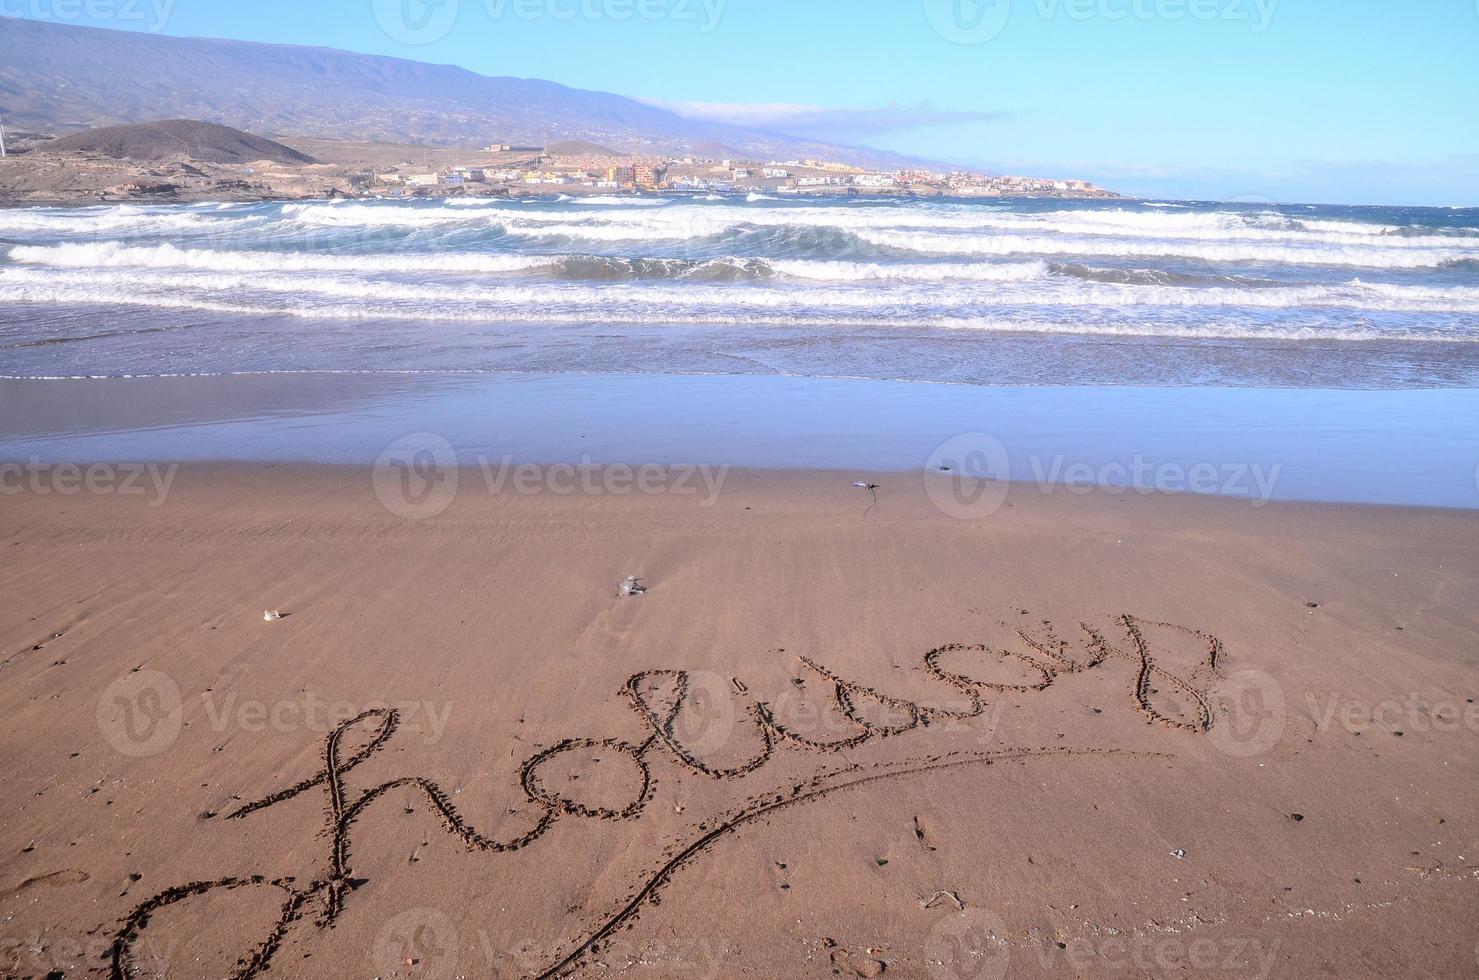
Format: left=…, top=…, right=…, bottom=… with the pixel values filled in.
left=108, top=613, right=1222, bottom=980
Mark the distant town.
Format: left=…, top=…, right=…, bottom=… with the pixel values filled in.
left=0, top=124, right=1119, bottom=204
left=372, top=142, right=1118, bottom=199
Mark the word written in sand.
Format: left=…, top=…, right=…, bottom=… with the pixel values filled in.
left=108, top=613, right=1222, bottom=979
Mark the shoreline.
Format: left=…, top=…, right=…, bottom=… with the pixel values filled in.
left=4, top=459, right=1476, bottom=518
left=3, top=372, right=1476, bottom=509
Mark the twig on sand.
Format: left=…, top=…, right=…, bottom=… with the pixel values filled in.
left=921, top=890, right=966, bottom=911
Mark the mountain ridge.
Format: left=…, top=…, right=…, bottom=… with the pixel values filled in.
left=0, top=16, right=942, bottom=171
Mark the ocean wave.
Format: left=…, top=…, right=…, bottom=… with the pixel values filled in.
left=254, top=201, right=1479, bottom=257
left=8, top=201, right=1474, bottom=259
left=852, top=229, right=1470, bottom=269
left=0, top=243, right=1109, bottom=285
left=1049, top=263, right=1287, bottom=288
left=0, top=278, right=1465, bottom=344
left=6, top=265, right=1478, bottom=316
left=4, top=241, right=556, bottom=274
left=769, top=259, right=1049, bottom=282
left=0, top=206, right=228, bottom=235
left=579, top=196, right=672, bottom=206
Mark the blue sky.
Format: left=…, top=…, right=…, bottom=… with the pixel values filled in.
left=11, top=0, right=1479, bottom=204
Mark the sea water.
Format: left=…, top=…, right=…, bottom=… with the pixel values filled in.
left=2, top=195, right=1477, bottom=386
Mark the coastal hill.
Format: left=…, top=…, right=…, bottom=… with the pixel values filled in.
left=0, top=16, right=924, bottom=171
left=545, top=140, right=626, bottom=157
left=47, top=119, right=317, bottom=166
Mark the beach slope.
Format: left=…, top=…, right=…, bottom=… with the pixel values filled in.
left=0, top=466, right=1475, bottom=978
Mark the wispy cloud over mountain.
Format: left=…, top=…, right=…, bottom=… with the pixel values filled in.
left=645, top=100, right=1007, bottom=145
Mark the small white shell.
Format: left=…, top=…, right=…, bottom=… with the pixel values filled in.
left=263, top=609, right=284, bottom=622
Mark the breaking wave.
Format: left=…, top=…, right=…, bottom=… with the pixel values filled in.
left=3, top=197, right=1477, bottom=369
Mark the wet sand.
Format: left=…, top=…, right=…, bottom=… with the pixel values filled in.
left=4, top=373, right=1479, bottom=508
left=1, top=464, right=1476, bottom=978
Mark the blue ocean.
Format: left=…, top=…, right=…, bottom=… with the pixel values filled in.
left=2, top=195, right=1477, bottom=385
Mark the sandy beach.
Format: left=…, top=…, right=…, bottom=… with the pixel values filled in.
left=1, top=463, right=1476, bottom=978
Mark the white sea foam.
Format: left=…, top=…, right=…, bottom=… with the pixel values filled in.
left=769, top=259, right=1050, bottom=282
left=0, top=275, right=1460, bottom=344
left=5, top=241, right=557, bottom=274
left=579, top=196, right=672, bottom=206
left=222, top=199, right=1479, bottom=259
left=851, top=229, right=1470, bottom=269
left=6, top=265, right=1478, bottom=316
left=4, top=199, right=1476, bottom=359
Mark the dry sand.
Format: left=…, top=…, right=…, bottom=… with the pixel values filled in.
left=1, top=465, right=1476, bottom=978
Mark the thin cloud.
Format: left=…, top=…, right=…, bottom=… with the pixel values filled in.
left=645, top=99, right=1007, bottom=143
